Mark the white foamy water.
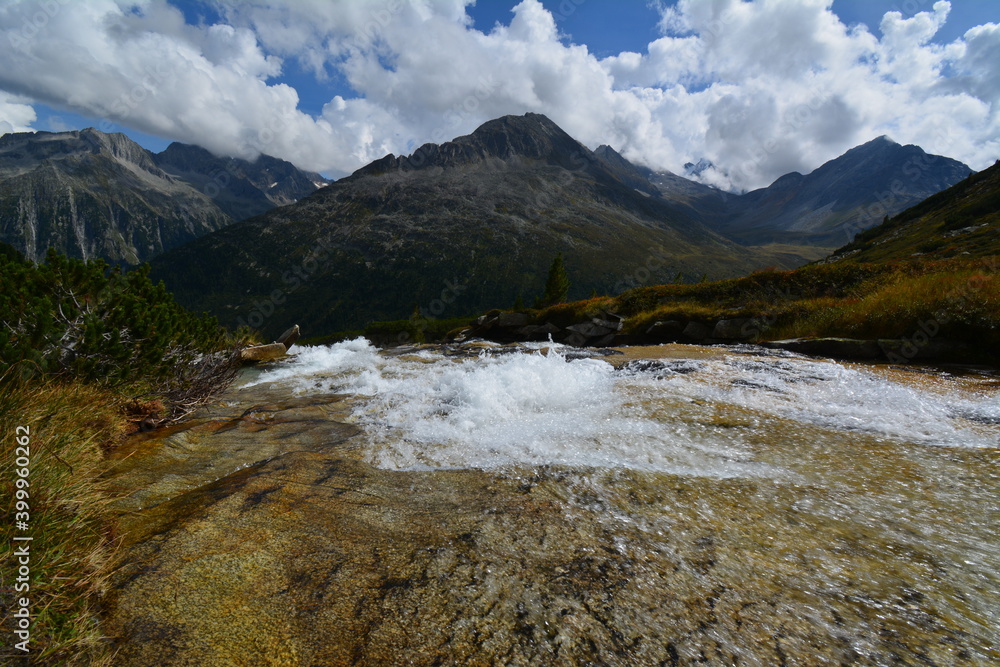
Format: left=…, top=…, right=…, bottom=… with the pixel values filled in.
left=246, top=339, right=999, bottom=473
left=639, top=354, right=1000, bottom=448
left=242, top=336, right=383, bottom=389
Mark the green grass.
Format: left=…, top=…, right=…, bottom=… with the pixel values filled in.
left=836, top=162, right=1000, bottom=263
left=1, top=369, right=129, bottom=665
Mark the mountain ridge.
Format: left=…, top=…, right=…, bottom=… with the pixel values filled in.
left=657, top=135, right=973, bottom=247
left=0, top=128, right=325, bottom=264
left=150, top=112, right=804, bottom=338
left=352, top=113, right=593, bottom=177
left=154, top=142, right=327, bottom=221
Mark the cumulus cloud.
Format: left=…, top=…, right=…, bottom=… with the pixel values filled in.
left=0, top=0, right=996, bottom=190
left=611, top=0, right=999, bottom=189
left=0, top=91, right=36, bottom=134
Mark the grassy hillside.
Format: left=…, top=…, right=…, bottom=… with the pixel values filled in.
left=476, top=257, right=999, bottom=363
left=833, top=160, right=1000, bottom=262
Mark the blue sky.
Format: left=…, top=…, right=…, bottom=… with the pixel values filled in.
left=2, top=0, right=998, bottom=190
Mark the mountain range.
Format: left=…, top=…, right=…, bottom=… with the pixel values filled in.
left=0, top=129, right=325, bottom=264
left=147, top=113, right=972, bottom=337
left=151, top=113, right=781, bottom=337
left=0, top=115, right=977, bottom=338
left=711, top=136, right=972, bottom=246
left=595, top=136, right=971, bottom=247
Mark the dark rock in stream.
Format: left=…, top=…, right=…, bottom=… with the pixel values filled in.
left=275, top=324, right=301, bottom=350
left=681, top=321, right=713, bottom=342
left=617, top=358, right=704, bottom=378
left=762, top=337, right=882, bottom=360
left=458, top=310, right=623, bottom=347
left=762, top=337, right=979, bottom=363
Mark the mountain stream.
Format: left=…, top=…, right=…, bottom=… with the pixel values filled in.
left=104, top=339, right=1000, bottom=665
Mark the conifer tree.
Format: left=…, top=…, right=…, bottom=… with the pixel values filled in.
left=536, top=253, right=570, bottom=308
left=0, top=249, right=239, bottom=386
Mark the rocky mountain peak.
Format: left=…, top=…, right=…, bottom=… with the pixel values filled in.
left=153, top=141, right=327, bottom=218
left=352, top=113, right=591, bottom=178
left=156, top=142, right=220, bottom=172
left=722, top=134, right=972, bottom=245
left=871, top=134, right=898, bottom=146
left=593, top=144, right=659, bottom=192
left=0, top=127, right=329, bottom=264
left=837, top=134, right=903, bottom=159
left=683, top=158, right=716, bottom=179
left=78, top=127, right=156, bottom=165
left=0, top=128, right=161, bottom=176
left=452, top=112, right=583, bottom=161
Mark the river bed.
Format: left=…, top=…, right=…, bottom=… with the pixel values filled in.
left=104, top=340, right=1000, bottom=666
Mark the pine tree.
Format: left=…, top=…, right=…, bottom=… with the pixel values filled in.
left=0, top=249, right=238, bottom=385
left=537, top=254, right=570, bottom=308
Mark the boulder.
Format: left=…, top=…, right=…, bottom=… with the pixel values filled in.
left=591, top=334, right=618, bottom=347
left=566, top=321, right=618, bottom=338
left=592, top=311, right=625, bottom=332
left=712, top=318, right=753, bottom=340
left=646, top=320, right=685, bottom=340
left=275, top=324, right=300, bottom=350
left=563, top=311, right=625, bottom=345
left=240, top=343, right=287, bottom=363
left=496, top=312, right=531, bottom=328
left=878, top=338, right=973, bottom=362
left=762, top=338, right=882, bottom=360
left=474, top=310, right=503, bottom=330
left=516, top=322, right=561, bottom=340
left=682, top=321, right=713, bottom=341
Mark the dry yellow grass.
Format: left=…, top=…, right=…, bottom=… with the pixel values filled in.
left=1, top=368, right=128, bottom=666
left=519, top=258, right=1000, bottom=361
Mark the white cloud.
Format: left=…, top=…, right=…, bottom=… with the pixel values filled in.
left=607, top=0, right=999, bottom=189
left=0, top=91, right=36, bottom=134
left=0, top=0, right=996, bottom=189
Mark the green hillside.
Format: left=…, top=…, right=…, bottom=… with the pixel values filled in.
left=832, top=160, right=1000, bottom=262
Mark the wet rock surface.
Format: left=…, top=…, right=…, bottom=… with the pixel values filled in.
left=104, top=344, right=1000, bottom=666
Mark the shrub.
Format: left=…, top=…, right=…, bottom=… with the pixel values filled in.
left=0, top=249, right=248, bottom=424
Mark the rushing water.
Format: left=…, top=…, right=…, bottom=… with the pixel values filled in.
left=248, top=337, right=999, bottom=462
left=110, top=339, right=1000, bottom=665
